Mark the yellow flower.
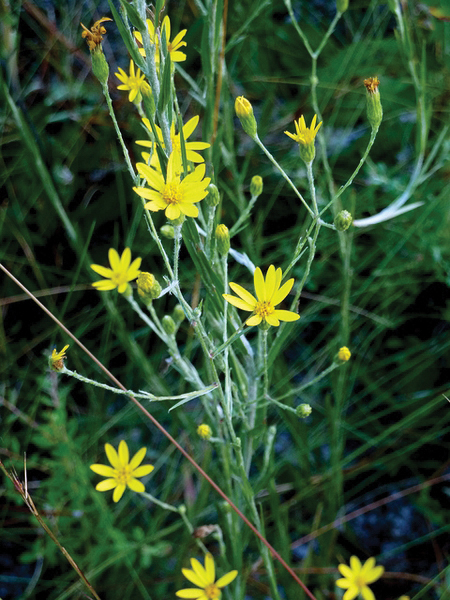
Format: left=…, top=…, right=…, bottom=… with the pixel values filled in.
left=336, top=556, right=384, bottom=600
left=176, top=553, right=238, bottom=599
left=284, top=114, right=322, bottom=146
left=50, top=345, right=69, bottom=371
left=134, top=15, right=187, bottom=65
left=338, top=346, right=351, bottom=362
left=137, top=115, right=210, bottom=174
left=197, top=424, right=212, bottom=439
left=115, top=60, right=151, bottom=103
left=90, top=440, right=154, bottom=503
left=133, top=151, right=211, bottom=221
left=223, top=265, right=300, bottom=327
left=90, top=248, right=142, bottom=293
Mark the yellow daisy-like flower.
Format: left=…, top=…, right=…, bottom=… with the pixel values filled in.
left=134, top=15, right=187, bottom=65
left=90, top=440, right=154, bottom=503
left=223, top=265, right=300, bottom=327
left=137, top=115, right=210, bottom=174
left=336, top=556, right=384, bottom=600
left=133, top=151, right=211, bottom=221
left=50, top=344, right=69, bottom=371
left=115, top=59, right=151, bottom=103
left=176, top=553, right=238, bottom=599
left=284, top=114, right=322, bottom=146
left=90, top=248, right=142, bottom=294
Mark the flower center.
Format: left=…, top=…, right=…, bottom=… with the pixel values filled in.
left=111, top=271, right=128, bottom=286
left=255, top=301, right=274, bottom=320
left=162, top=182, right=182, bottom=205
left=114, top=466, right=133, bottom=485
left=204, top=583, right=221, bottom=599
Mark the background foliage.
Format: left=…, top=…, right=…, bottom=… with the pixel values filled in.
left=1, top=0, right=450, bottom=598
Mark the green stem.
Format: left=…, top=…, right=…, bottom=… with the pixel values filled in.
left=254, top=134, right=314, bottom=218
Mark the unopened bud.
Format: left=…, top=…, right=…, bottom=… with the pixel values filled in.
left=205, top=183, right=220, bottom=207
left=296, top=403, right=312, bottom=418
left=336, top=0, right=349, bottom=12
left=235, top=96, right=257, bottom=138
left=250, top=175, right=263, bottom=198
left=337, top=346, right=351, bottom=362
left=162, top=315, right=176, bottom=335
left=197, top=424, right=212, bottom=439
left=334, top=210, right=353, bottom=231
left=172, top=304, right=186, bottom=324
left=137, top=272, right=162, bottom=301
left=215, top=224, right=230, bottom=255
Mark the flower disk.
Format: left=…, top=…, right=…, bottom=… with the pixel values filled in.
left=90, top=440, right=154, bottom=503
left=223, top=265, right=300, bottom=327
left=90, top=248, right=142, bottom=294
left=176, top=552, right=238, bottom=599
left=336, top=556, right=384, bottom=600
left=133, top=152, right=211, bottom=221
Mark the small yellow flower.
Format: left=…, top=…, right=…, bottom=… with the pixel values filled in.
left=133, top=151, right=211, bottom=221
left=50, top=345, right=69, bottom=370
left=176, top=552, right=238, bottom=599
left=137, top=115, right=210, bottom=174
left=80, top=17, right=112, bottom=50
left=90, top=248, right=142, bottom=294
left=115, top=60, right=151, bottom=103
left=90, top=440, right=154, bottom=503
left=336, top=556, right=384, bottom=600
left=197, top=424, right=212, bottom=439
left=223, top=265, right=300, bottom=327
left=338, top=346, right=351, bottom=362
left=134, top=16, right=187, bottom=65
left=284, top=114, right=322, bottom=146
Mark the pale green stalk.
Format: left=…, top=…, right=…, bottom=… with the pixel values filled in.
left=59, top=366, right=217, bottom=402
left=254, top=134, right=314, bottom=218
left=273, top=361, right=342, bottom=402
left=101, top=82, right=137, bottom=182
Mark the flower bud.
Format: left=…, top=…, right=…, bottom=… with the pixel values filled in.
left=205, top=183, right=220, bottom=207
left=137, top=272, right=162, bottom=301
left=334, top=210, right=353, bottom=231
left=197, top=424, right=212, bottom=439
left=337, top=346, right=351, bottom=362
left=364, top=77, right=383, bottom=129
left=250, top=175, right=263, bottom=198
left=215, top=224, right=230, bottom=255
left=235, top=96, right=257, bottom=138
left=162, top=315, right=176, bottom=335
left=296, top=403, right=312, bottom=418
left=336, top=0, right=349, bottom=12
left=172, top=304, right=186, bottom=324
left=160, top=224, right=175, bottom=239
